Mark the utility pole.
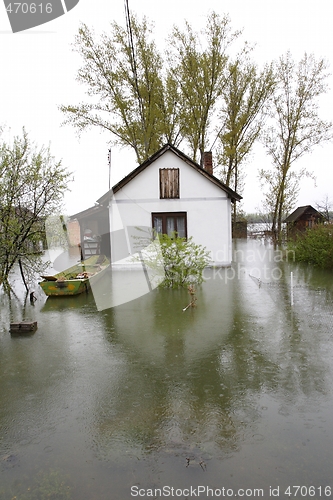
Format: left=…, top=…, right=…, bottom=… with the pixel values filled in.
left=108, top=148, right=111, bottom=191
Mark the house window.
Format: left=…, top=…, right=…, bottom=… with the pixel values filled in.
left=152, top=212, right=187, bottom=238
left=159, top=168, right=179, bottom=199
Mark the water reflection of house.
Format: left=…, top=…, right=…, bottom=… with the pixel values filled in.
left=284, top=205, right=325, bottom=238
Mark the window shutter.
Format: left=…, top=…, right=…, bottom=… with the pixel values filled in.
left=159, top=168, right=179, bottom=199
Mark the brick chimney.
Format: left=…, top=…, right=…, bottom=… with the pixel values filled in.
left=202, top=151, right=213, bottom=175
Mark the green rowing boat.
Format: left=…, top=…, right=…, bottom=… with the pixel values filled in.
left=39, top=255, right=110, bottom=296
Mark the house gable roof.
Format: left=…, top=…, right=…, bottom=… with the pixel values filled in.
left=97, top=143, right=242, bottom=205
left=283, top=205, right=324, bottom=223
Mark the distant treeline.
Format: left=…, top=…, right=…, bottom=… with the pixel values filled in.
left=245, top=213, right=273, bottom=224
left=245, top=211, right=333, bottom=224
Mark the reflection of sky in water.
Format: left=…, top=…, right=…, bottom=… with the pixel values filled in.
left=0, top=239, right=333, bottom=499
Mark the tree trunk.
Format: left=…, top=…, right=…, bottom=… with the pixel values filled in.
left=233, top=163, right=238, bottom=223
left=18, top=259, right=29, bottom=293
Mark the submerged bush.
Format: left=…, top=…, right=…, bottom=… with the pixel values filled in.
left=288, top=224, right=333, bottom=269
left=144, top=234, right=210, bottom=288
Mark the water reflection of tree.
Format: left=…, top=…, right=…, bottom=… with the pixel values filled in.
left=236, top=253, right=330, bottom=401
left=93, top=259, right=331, bottom=464
left=275, top=264, right=331, bottom=397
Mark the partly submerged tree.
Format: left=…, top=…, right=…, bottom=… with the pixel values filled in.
left=60, top=15, right=182, bottom=164
left=260, top=52, right=332, bottom=242
left=0, top=129, right=71, bottom=292
left=142, top=233, right=210, bottom=288
left=167, top=12, right=240, bottom=163
left=216, top=54, right=275, bottom=221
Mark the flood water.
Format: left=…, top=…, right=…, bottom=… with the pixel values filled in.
left=1, top=239, right=333, bottom=499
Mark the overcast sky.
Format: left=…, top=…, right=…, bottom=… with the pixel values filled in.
left=1, top=0, right=332, bottom=216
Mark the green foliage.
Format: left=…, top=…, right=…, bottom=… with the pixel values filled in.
left=167, top=12, right=239, bottom=162
left=61, top=16, right=181, bottom=164
left=217, top=56, right=275, bottom=190
left=0, top=128, right=71, bottom=290
left=61, top=11, right=242, bottom=164
left=288, top=224, right=333, bottom=269
left=216, top=54, right=275, bottom=223
left=146, top=234, right=210, bottom=288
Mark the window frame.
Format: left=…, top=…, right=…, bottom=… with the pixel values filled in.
left=152, top=212, right=187, bottom=239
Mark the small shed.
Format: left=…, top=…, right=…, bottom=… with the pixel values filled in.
left=69, top=204, right=111, bottom=259
left=284, top=205, right=325, bottom=237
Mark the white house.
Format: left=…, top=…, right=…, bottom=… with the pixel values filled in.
left=95, top=143, right=241, bottom=268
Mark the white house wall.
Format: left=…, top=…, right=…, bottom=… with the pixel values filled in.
left=109, top=150, right=232, bottom=268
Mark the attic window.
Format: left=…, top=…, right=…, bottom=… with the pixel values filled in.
left=159, top=168, right=179, bottom=199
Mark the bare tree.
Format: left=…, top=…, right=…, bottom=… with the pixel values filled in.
left=316, top=196, right=332, bottom=221
left=261, top=52, right=332, bottom=242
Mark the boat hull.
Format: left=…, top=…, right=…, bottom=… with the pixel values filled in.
left=39, top=255, right=110, bottom=297
left=39, top=279, right=90, bottom=296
